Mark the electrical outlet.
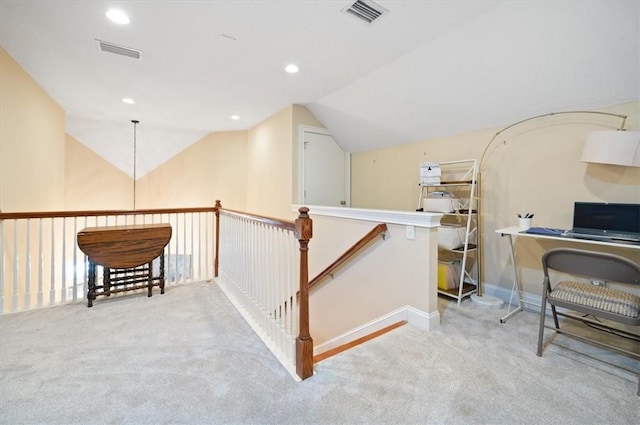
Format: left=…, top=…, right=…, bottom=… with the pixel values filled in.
left=591, top=279, right=606, bottom=287
left=406, top=225, right=415, bottom=240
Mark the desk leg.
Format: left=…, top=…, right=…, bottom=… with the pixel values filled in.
left=500, top=234, right=524, bottom=323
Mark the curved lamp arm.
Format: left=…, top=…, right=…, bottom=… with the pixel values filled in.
left=475, top=110, right=627, bottom=297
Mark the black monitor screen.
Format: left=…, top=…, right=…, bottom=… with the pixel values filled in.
left=573, top=202, right=640, bottom=234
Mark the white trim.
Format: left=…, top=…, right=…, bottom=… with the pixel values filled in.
left=292, top=204, right=442, bottom=228
left=481, top=281, right=542, bottom=311
left=406, top=305, right=440, bottom=330
left=313, top=305, right=440, bottom=356
left=481, top=281, right=604, bottom=318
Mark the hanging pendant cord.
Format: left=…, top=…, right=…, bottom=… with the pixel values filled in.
left=131, top=120, right=139, bottom=210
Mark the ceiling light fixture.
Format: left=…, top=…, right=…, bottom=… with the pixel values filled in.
left=106, top=9, right=130, bottom=25
left=285, top=64, right=299, bottom=74
left=231, top=115, right=240, bottom=120
left=122, top=98, right=135, bottom=105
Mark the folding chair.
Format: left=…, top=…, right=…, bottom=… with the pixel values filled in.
left=537, top=248, right=640, bottom=395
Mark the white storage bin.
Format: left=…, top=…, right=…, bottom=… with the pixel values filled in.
left=422, top=191, right=460, bottom=213
left=423, top=198, right=460, bottom=213
left=422, top=192, right=460, bottom=213
left=438, top=225, right=466, bottom=250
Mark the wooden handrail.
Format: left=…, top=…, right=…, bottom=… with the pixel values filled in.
left=308, top=223, right=387, bottom=290
left=0, top=206, right=216, bottom=220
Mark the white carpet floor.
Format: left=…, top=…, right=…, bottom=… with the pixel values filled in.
left=1, top=280, right=638, bottom=424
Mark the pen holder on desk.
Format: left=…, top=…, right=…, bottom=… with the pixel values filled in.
left=518, top=217, right=532, bottom=230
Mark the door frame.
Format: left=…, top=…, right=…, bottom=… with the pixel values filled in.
left=298, top=125, right=351, bottom=207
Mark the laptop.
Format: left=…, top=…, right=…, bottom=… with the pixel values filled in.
left=565, top=202, right=640, bottom=243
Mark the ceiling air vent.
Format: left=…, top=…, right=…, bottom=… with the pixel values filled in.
left=342, top=0, right=388, bottom=24
left=96, top=39, right=142, bottom=60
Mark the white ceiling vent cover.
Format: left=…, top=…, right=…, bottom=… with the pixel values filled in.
left=96, top=39, right=142, bottom=60
left=342, top=0, right=389, bottom=24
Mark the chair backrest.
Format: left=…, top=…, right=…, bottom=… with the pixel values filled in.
left=542, top=248, right=640, bottom=285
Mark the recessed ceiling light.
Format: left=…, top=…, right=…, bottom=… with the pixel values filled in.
left=106, top=9, right=130, bottom=25
left=231, top=115, right=240, bottom=120
left=285, top=64, right=299, bottom=74
left=122, top=98, right=135, bottom=104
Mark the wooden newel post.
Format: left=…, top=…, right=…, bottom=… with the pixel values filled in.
left=295, top=206, right=314, bottom=380
left=214, top=200, right=221, bottom=278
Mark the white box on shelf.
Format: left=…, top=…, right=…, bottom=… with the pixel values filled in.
left=422, top=194, right=460, bottom=213
left=438, top=225, right=466, bottom=250
left=420, top=162, right=441, bottom=185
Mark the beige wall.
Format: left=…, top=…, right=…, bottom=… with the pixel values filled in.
left=136, top=131, right=248, bottom=210
left=246, top=106, right=294, bottom=219
left=64, top=134, right=133, bottom=210
left=308, top=215, right=438, bottom=346
left=0, top=48, right=65, bottom=212
left=130, top=104, right=322, bottom=214
left=351, top=101, right=640, bottom=298
left=1, top=45, right=323, bottom=219
left=352, top=127, right=496, bottom=210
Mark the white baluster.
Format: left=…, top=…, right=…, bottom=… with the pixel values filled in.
left=191, top=213, right=195, bottom=281
left=61, top=218, right=66, bottom=303
left=205, top=212, right=210, bottom=278
left=72, top=217, right=78, bottom=302
left=49, top=219, right=56, bottom=306
left=0, top=219, right=5, bottom=314
left=12, top=220, right=19, bottom=311
left=37, top=219, right=43, bottom=308
left=24, top=219, right=31, bottom=310
left=181, top=212, right=186, bottom=282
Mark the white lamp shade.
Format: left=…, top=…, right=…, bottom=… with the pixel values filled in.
left=581, top=130, right=640, bottom=167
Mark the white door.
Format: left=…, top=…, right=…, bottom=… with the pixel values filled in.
left=301, top=129, right=349, bottom=207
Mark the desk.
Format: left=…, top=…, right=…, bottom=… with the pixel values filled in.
left=495, top=226, right=640, bottom=323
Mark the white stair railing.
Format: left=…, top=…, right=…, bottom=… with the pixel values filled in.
left=215, top=204, right=313, bottom=381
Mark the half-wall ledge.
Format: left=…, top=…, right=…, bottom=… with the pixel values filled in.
left=291, top=205, right=442, bottom=228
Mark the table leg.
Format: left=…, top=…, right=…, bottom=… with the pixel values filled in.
left=147, top=260, right=153, bottom=297
left=159, top=252, right=165, bottom=294
left=87, top=261, right=96, bottom=308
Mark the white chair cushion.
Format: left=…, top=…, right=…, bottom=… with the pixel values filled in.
left=550, top=280, right=640, bottom=319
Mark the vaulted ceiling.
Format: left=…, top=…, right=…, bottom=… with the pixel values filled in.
left=1, top=1, right=638, bottom=177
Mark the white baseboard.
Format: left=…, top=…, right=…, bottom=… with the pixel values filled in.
left=481, top=281, right=543, bottom=311
left=313, top=305, right=440, bottom=357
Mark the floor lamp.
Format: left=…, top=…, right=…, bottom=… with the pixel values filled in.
left=470, top=110, right=634, bottom=309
